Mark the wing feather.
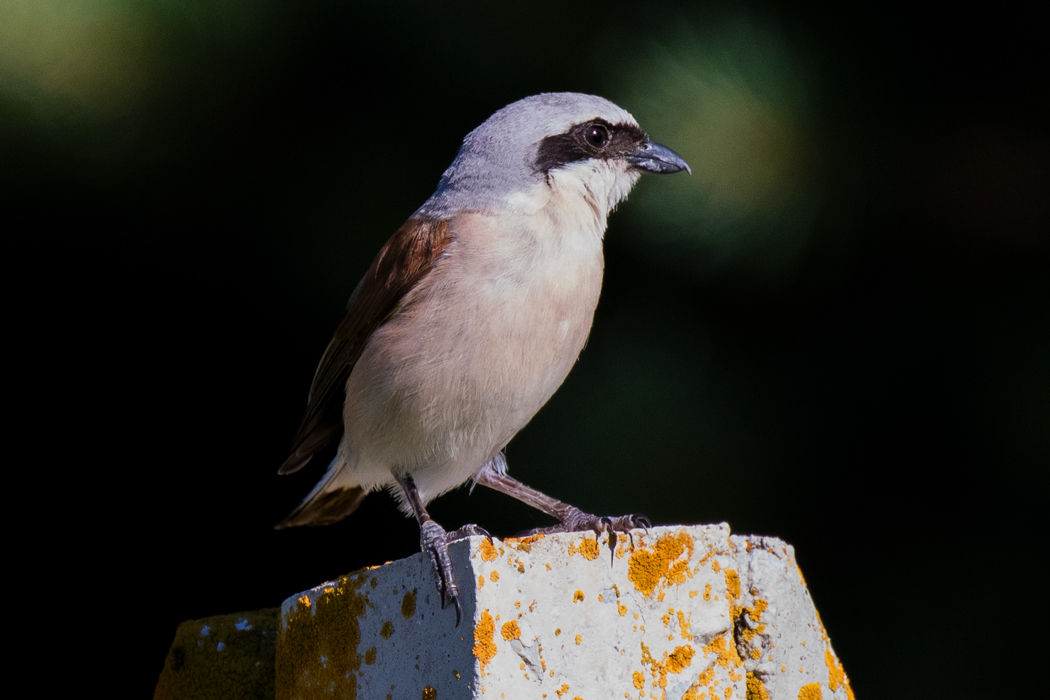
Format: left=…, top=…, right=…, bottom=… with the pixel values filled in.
left=279, top=217, right=453, bottom=474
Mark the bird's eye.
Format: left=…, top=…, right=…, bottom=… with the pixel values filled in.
left=585, top=124, right=609, bottom=148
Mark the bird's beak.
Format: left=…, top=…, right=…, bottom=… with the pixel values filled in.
left=625, top=140, right=691, bottom=175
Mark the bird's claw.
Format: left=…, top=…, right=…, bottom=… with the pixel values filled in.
left=418, top=520, right=463, bottom=626
left=446, top=523, right=492, bottom=542
left=418, top=521, right=491, bottom=626
left=519, top=509, right=651, bottom=565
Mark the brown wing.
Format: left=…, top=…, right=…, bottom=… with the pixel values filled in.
left=278, top=217, right=453, bottom=474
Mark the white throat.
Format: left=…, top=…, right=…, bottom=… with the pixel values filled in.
left=545, top=160, right=642, bottom=236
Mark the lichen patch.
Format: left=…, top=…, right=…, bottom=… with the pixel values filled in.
left=501, top=620, right=521, bottom=641
left=400, top=589, right=416, bottom=619
left=473, top=610, right=497, bottom=674
left=824, top=649, right=855, bottom=700
left=627, top=531, right=695, bottom=597
left=745, top=671, right=770, bottom=700
left=798, top=682, right=823, bottom=700
left=478, top=539, right=499, bottom=562
left=277, top=573, right=369, bottom=700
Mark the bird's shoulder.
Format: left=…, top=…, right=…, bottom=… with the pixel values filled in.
left=339, top=216, right=454, bottom=337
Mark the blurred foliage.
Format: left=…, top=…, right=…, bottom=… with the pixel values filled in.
left=0, top=0, right=152, bottom=116
left=605, top=8, right=823, bottom=276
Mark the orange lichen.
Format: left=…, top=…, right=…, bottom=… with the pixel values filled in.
left=617, top=603, right=628, bottom=617
left=506, top=534, right=543, bottom=552
left=666, top=645, right=696, bottom=673
left=501, top=620, right=521, bottom=641
left=401, top=590, right=416, bottom=619
left=574, top=634, right=582, bottom=645
left=555, top=683, right=570, bottom=697
left=681, top=665, right=719, bottom=700
left=633, top=671, right=645, bottom=689
left=703, top=584, right=712, bottom=601
left=798, top=683, right=822, bottom=700
left=640, top=641, right=655, bottom=665
left=579, top=538, right=600, bottom=561
left=638, top=639, right=698, bottom=697
left=479, top=539, right=499, bottom=562
left=724, top=570, right=741, bottom=601
left=573, top=590, right=585, bottom=603
left=490, top=570, right=500, bottom=582
left=824, top=649, right=855, bottom=700
left=740, top=599, right=768, bottom=644
left=702, top=633, right=744, bottom=681
left=422, top=687, right=436, bottom=700
left=745, top=672, right=770, bottom=700
left=677, top=610, right=692, bottom=640
left=380, top=621, right=393, bottom=639
left=473, top=610, right=497, bottom=674
left=627, top=531, right=695, bottom=597
left=364, top=646, right=377, bottom=665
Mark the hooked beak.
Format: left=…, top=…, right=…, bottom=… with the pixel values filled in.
left=625, top=140, right=691, bottom=175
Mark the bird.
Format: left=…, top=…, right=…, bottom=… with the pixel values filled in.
left=277, top=92, right=689, bottom=623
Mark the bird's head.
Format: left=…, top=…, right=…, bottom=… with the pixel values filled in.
left=420, top=93, right=689, bottom=219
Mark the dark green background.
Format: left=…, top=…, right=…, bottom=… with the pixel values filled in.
left=6, top=1, right=1046, bottom=696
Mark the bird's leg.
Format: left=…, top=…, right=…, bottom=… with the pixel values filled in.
left=394, top=474, right=486, bottom=627
left=472, top=454, right=650, bottom=561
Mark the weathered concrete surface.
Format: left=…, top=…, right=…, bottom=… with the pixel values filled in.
left=154, top=608, right=279, bottom=700
left=277, top=524, right=855, bottom=700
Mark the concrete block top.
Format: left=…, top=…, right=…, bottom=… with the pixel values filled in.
left=277, top=524, right=855, bottom=700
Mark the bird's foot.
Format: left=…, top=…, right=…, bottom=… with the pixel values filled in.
left=446, top=523, right=492, bottom=541
left=519, top=508, right=650, bottom=564
left=418, top=521, right=491, bottom=626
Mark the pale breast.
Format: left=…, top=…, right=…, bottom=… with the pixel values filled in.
left=342, top=206, right=605, bottom=482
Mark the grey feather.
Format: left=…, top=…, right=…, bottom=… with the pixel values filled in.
left=417, top=93, right=637, bottom=219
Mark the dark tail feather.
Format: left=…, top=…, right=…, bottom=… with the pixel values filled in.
left=279, top=420, right=342, bottom=475
left=275, top=485, right=368, bottom=529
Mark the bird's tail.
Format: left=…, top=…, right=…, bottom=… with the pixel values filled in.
left=275, top=454, right=368, bottom=529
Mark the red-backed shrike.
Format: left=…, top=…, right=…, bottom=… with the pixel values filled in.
left=278, top=93, right=689, bottom=622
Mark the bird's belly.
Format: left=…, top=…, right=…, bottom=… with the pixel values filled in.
left=343, top=217, right=604, bottom=501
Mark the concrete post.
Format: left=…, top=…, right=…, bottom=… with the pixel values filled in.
left=275, top=524, right=855, bottom=700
